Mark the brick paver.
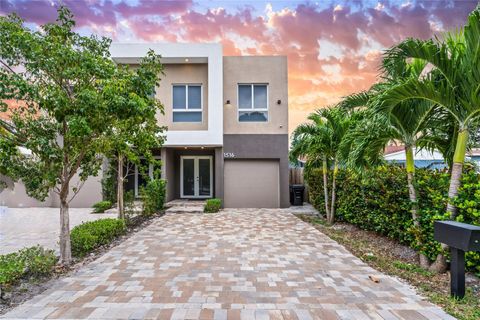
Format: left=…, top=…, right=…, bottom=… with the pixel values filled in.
left=2, top=209, right=455, bottom=319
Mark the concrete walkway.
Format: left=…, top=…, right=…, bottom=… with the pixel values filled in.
left=0, top=208, right=117, bottom=254
left=2, top=209, right=454, bottom=319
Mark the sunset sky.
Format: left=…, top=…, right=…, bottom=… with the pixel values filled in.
left=0, top=0, right=477, bottom=133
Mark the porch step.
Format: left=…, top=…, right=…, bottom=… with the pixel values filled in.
left=165, top=199, right=206, bottom=214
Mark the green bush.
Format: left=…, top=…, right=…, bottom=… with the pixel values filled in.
left=92, top=200, right=112, bottom=213
left=101, top=165, right=117, bottom=203
left=306, top=164, right=480, bottom=273
left=141, top=178, right=166, bottom=216
left=204, top=198, right=222, bottom=213
left=0, top=246, right=57, bottom=288
left=70, top=218, right=126, bottom=257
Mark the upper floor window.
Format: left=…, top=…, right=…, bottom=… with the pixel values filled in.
left=238, top=84, right=268, bottom=122
left=173, top=84, right=202, bottom=122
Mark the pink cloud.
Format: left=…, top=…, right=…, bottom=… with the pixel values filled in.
left=1, top=0, right=477, bottom=133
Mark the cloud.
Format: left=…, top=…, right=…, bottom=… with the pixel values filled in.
left=1, top=0, right=477, bottom=134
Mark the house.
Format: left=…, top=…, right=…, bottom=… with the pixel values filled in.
left=384, top=147, right=448, bottom=169
left=1, top=43, right=289, bottom=208
left=111, top=43, right=289, bottom=208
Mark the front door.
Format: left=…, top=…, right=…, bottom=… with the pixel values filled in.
left=180, top=156, right=213, bottom=198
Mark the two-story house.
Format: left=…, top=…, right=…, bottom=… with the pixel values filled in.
left=0, top=43, right=289, bottom=209
left=111, top=43, right=289, bottom=208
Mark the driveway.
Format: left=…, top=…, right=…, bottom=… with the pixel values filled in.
left=2, top=209, right=454, bottom=320
left=0, top=208, right=117, bottom=254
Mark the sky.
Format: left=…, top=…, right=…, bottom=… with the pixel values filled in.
left=0, top=0, right=478, bottom=133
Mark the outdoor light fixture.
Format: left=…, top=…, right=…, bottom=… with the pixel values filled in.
left=185, top=58, right=189, bottom=62
left=225, top=100, right=232, bottom=108
left=277, top=100, right=282, bottom=105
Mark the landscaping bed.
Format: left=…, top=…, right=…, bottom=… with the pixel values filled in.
left=0, top=210, right=164, bottom=315
left=297, top=214, right=480, bottom=320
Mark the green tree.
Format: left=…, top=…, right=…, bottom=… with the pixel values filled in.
left=100, top=55, right=166, bottom=220
left=0, top=7, right=163, bottom=264
left=290, top=107, right=353, bottom=224
left=340, top=59, right=445, bottom=268
left=380, top=6, right=480, bottom=272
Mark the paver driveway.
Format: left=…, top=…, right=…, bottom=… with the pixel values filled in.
left=2, top=209, right=454, bottom=320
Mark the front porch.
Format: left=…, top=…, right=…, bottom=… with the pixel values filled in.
left=161, top=146, right=223, bottom=203
left=165, top=199, right=206, bottom=214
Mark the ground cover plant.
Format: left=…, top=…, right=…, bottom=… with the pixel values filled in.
left=0, top=246, right=57, bottom=291
left=92, top=200, right=112, bottom=213
left=204, top=198, right=222, bottom=213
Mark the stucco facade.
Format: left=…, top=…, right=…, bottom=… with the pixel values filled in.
left=2, top=43, right=289, bottom=209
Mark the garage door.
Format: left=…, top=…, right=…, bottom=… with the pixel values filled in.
left=224, top=160, right=280, bottom=208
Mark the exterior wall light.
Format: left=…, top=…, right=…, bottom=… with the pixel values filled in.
left=277, top=100, right=282, bottom=105
left=225, top=100, right=232, bottom=108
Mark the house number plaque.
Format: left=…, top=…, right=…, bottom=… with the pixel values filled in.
left=224, top=152, right=235, bottom=158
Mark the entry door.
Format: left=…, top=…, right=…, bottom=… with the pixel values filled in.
left=181, top=156, right=213, bottom=198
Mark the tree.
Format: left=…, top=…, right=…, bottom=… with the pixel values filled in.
left=0, top=7, right=164, bottom=264
left=380, top=6, right=480, bottom=272
left=100, top=57, right=166, bottom=220
left=341, top=60, right=444, bottom=268
left=290, top=107, right=353, bottom=224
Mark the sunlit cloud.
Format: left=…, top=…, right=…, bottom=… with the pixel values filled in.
left=0, top=0, right=476, bottom=134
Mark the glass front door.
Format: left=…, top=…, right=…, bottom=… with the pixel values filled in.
left=181, top=156, right=212, bottom=198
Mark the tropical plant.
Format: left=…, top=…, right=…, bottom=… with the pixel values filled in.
left=340, top=58, right=444, bottom=268
left=290, top=107, right=354, bottom=224
left=380, top=6, right=480, bottom=272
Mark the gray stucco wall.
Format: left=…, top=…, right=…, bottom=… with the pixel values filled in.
left=223, top=134, right=289, bottom=208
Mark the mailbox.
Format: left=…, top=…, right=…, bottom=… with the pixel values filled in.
left=434, top=221, right=480, bottom=299
left=434, top=221, right=480, bottom=251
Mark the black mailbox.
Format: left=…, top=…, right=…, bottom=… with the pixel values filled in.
left=434, top=221, right=480, bottom=299
left=434, top=221, right=480, bottom=251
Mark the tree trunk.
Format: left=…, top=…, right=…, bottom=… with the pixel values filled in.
left=59, top=185, right=72, bottom=265
left=430, top=129, right=469, bottom=274
left=405, top=146, right=429, bottom=268
left=329, top=159, right=338, bottom=225
left=322, top=156, right=331, bottom=222
left=117, top=154, right=125, bottom=220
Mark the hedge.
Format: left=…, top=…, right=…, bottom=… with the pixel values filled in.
left=306, top=165, right=480, bottom=273
left=0, top=246, right=57, bottom=288
left=70, top=218, right=126, bottom=257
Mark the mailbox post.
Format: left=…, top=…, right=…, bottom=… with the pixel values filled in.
left=434, top=221, right=480, bottom=299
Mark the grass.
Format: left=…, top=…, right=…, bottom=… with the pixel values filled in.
left=297, top=214, right=480, bottom=320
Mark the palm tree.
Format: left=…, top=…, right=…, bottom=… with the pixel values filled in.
left=290, top=113, right=332, bottom=219
left=290, top=107, right=353, bottom=224
left=380, top=6, right=480, bottom=272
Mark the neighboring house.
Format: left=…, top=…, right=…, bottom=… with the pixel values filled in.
left=111, top=43, right=289, bottom=208
left=384, top=147, right=448, bottom=169
left=1, top=43, right=289, bottom=208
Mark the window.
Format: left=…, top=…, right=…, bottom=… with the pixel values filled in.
left=173, top=85, right=202, bottom=122
left=238, top=84, right=268, bottom=122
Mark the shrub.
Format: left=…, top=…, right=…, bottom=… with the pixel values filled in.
left=141, top=178, right=166, bottom=216
left=306, top=164, right=480, bottom=273
left=92, top=200, right=112, bottom=213
left=101, top=164, right=117, bottom=204
left=204, top=198, right=222, bottom=213
left=70, top=218, right=126, bottom=257
left=0, top=246, right=57, bottom=288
